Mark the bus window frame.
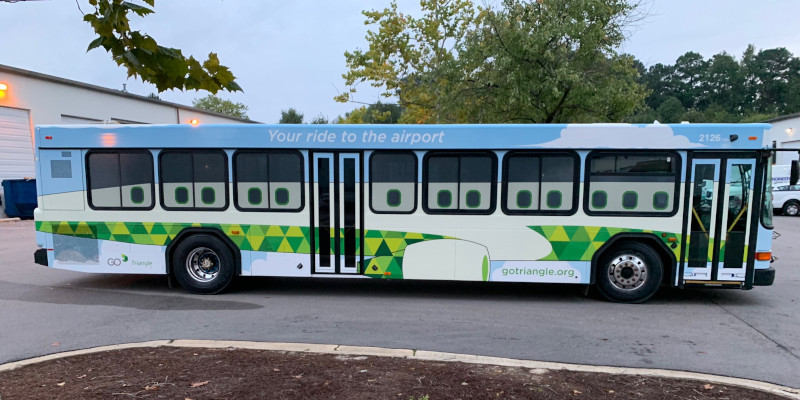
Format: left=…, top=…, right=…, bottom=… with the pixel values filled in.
left=584, top=150, right=682, bottom=217
left=159, top=149, right=230, bottom=212
left=422, top=150, right=497, bottom=215
left=85, top=149, right=156, bottom=211
left=231, top=149, right=305, bottom=213
left=368, top=150, right=418, bottom=215
left=501, top=150, right=580, bottom=216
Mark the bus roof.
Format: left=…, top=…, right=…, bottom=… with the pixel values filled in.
left=36, top=123, right=771, bottom=151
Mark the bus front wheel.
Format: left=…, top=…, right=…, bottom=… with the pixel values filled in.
left=595, top=242, right=663, bottom=303
left=172, top=234, right=235, bottom=294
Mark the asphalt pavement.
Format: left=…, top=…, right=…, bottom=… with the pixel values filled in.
left=0, top=218, right=798, bottom=387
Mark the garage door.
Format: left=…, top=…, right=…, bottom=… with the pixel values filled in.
left=0, top=106, right=35, bottom=182
left=780, top=140, right=800, bottom=165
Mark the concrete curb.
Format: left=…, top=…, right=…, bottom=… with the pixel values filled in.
left=1, top=340, right=798, bottom=399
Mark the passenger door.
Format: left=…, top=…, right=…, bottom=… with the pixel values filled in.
left=685, top=156, right=756, bottom=282
left=310, top=152, right=363, bottom=274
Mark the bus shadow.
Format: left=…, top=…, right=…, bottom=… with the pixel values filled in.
left=234, top=277, right=595, bottom=304
left=11, top=273, right=765, bottom=307
left=0, top=277, right=263, bottom=311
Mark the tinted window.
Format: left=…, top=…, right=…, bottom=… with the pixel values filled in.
left=233, top=151, right=303, bottom=211
left=592, top=191, right=607, bottom=209
left=437, top=190, right=452, bottom=207
left=502, top=152, right=577, bottom=215
left=428, top=157, right=459, bottom=182
left=88, top=153, right=119, bottom=189
left=88, top=151, right=154, bottom=209
left=236, top=153, right=267, bottom=182
left=622, top=191, right=638, bottom=209
left=160, top=150, right=227, bottom=210
left=547, top=191, right=562, bottom=209
left=653, top=192, right=669, bottom=210
left=387, top=189, right=402, bottom=207
left=370, top=152, right=417, bottom=214
left=591, top=155, right=675, bottom=174
left=161, top=152, right=193, bottom=183
left=586, top=151, right=679, bottom=215
left=120, top=153, right=154, bottom=186
left=507, top=157, right=539, bottom=182
left=542, top=157, right=575, bottom=182
left=425, top=152, right=496, bottom=214
left=194, top=152, right=226, bottom=182
left=371, top=153, right=416, bottom=182
left=460, top=156, right=492, bottom=182
left=130, top=187, right=145, bottom=204
left=516, top=190, right=532, bottom=208
left=269, top=152, right=303, bottom=182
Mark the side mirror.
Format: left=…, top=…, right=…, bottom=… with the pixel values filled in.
left=791, top=160, right=800, bottom=185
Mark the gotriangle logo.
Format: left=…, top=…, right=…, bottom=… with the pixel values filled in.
left=121, top=254, right=128, bottom=262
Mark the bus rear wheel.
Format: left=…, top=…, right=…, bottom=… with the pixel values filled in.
left=596, top=242, right=663, bottom=303
left=172, top=234, right=235, bottom=294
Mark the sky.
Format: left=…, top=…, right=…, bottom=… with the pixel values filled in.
left=1, top=0, right=799, bottom=123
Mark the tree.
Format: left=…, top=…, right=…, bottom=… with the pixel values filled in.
left=339, top=102, right=404, bottom=124
left=310, top=115, right=329, bottom=124
left=279, top=108, right=304, bottom=124
left=82, top=0, right=241, bottom=93
left=192, top=95, right=249, bottom=119
left=672, top=52, right=709, bottom=109
left=337, top=0, right=477, bottom=123
left=338, top=0, right=647, bottom=123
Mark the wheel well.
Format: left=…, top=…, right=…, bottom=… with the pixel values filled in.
left=166, top=228, right=242, bottom=276
left=591, top=234, right=677, bottom=287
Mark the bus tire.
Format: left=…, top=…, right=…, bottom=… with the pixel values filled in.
left=782, top=201, right=800, bottom=216
left=595, top=242, right=663, bottom=303
left=172, top=234, right=235, bottom=294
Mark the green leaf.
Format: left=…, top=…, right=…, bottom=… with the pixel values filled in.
left=86, top=37, right=105, bottom=52
left=121, top=1, right=154, bottom=17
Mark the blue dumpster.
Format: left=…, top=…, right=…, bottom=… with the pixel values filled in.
left=2, top=179, right=37, bottom=219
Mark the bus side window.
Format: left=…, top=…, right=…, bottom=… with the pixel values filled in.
left=87, top=150, right=154, bottom=210
left=370, top=151, right=417, bottom=214
left=586, top=152, right=679, bottom=214
left=502, top=152, right=577, bottom=215
left=161, top=150, right=228, bottom=211
left=233, top=150, right=303, bottom=212
left=424, top=152, right=496, bottom=214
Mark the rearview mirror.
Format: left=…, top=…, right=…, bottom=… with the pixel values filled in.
left=791, top=160, right=800, bottom=185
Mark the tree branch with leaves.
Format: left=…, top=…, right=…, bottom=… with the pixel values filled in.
left=83, top=0, right=242, bottom=93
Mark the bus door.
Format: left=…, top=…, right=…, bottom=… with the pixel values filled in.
left=685, top=156, right=756, bottom=283
left=310, top=152, right=363, bottom=274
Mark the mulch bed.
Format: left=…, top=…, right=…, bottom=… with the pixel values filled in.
left=0, top=347, right=789, bottom=399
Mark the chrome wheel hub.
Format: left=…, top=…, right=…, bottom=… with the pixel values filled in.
left=608, top=254, right=647, bottom=290
left=186, top=247, right=220, bottom=282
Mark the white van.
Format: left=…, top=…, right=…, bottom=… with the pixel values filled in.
left=773, top=184, right=800, bottom=216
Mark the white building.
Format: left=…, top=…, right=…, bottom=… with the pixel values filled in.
left=764, top=113, right=800, bottom=165
left=0, top=63, right=254, bottom=218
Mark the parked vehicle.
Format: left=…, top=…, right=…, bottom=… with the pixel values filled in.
left=773, top=184, right=800, bottom=216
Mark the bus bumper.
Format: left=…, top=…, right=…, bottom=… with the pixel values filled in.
left=34, top=248, right=48, bottom=266
left=753, top=267, right=775, bottom=286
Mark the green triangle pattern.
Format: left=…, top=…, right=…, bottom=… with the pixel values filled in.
left=529, top=225, right=682, bottom=261
left=37, top=221, right=450, bottom=260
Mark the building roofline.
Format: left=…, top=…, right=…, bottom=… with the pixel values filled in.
left=0, top=63, right=258, bottom=124
left=763, top=112, right=800, bottom=124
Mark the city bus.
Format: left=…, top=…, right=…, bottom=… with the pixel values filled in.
left=32, top=123, right=778, bottom=303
